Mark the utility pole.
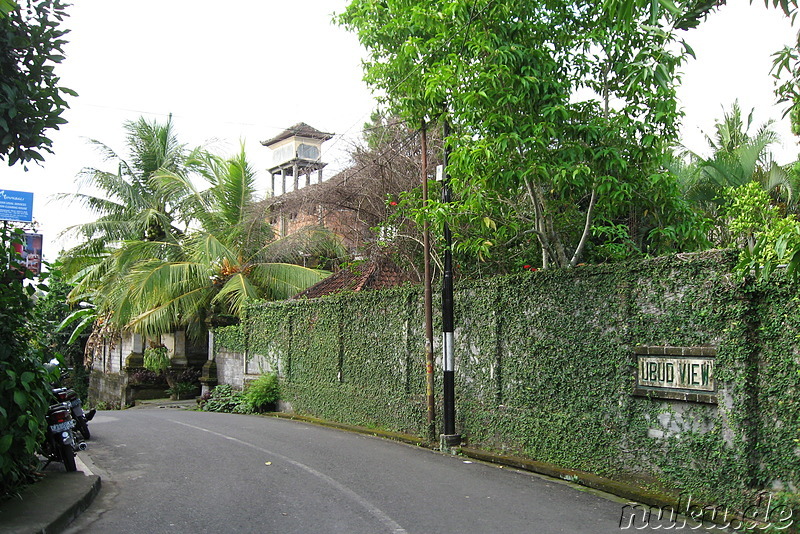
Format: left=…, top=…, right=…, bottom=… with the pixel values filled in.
left=421, top=123, right=436, bottom=442
left=441, top=119, right=460, bottom=450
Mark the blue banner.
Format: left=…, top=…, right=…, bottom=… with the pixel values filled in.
left=0, top=189, right=34, bottom=222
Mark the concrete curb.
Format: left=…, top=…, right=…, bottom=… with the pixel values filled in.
left=457, top=447, right=676, bottom=508
left=269, top=412, right=429, bottom=447
left=266, top=413, right=679, bottom=509
left=0, top=469, right=100, bottom=534
left=266, top=413, right=800, bottom=532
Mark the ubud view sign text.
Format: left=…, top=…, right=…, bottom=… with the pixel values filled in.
left=0, top=189, right=33, bottom=223
left=633, top=346, right=717, bottom=404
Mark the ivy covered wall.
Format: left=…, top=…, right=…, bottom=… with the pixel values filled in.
left=215, top=250, right=800, bottom=505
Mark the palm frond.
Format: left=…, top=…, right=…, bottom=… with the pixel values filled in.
left=127, top=285, right=210, bottom=337
left=125, top=116, right=186, bottom=179
left=116, top=260, right=211, bottom=333
left=187, top=233, right=239, bottom=267
left=212, top=273, right=260, bottom=317
left=249, top=263, right=330, bottom=300
left=764, top=162, right=795, bottom=206
left=216, top=144, right=257, bottom=227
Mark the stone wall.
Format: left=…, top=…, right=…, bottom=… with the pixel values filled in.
left=87, top=369, right=125, bottom=410
left=88, top=330, right=207, bottom=407
left=212, top=251, right=800, bottom=506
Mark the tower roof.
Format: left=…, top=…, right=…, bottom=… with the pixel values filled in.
left=261, top=122, right=334, bottom=147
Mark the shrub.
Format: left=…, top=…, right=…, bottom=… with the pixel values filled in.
left=0, top=228, right=55, bottom=498
left=173, top=367, right=200, bottom=384
left=202, top=384, right=250, bottom=414
left=243, top=373, right=280, bottom=412
left=130, top=369, right=166, bottom=386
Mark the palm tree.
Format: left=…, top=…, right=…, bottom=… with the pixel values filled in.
left=674, top=101, right=797, bottom=246
left=97, top=145, right=345, bottom=339
left=682, top=102, right=795, bottom=210
left=56, top=116, right=188, bottom=279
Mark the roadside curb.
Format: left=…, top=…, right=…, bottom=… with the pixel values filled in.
left=265, top=412, right=800, bottom=532
left=268, top=412, right=430, bottom=448
left=267, top=412, right=679, bottom=510
left=457, top=447, right=675, bottom=507
left=0, top=470, right=100, bottom=534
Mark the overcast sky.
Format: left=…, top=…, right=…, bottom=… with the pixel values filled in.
left=1, top=1, right=797, bottom=260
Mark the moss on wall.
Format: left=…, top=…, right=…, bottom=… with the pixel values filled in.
left=216, top=250, right=800, bottom=506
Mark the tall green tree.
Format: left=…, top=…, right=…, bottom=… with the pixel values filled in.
left=608, top=0, right=800, bottom=133
left=340, top=0, right=703, bottom=272
left=86, top=145, right=343, bottom=339
left=0, top=0, right=74, bottom=167
left=58, top=116, right=188, bottom=280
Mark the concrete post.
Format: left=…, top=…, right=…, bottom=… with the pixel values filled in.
left=201, top=330, right=217, bottom=396
left=164, top=330, right=188, bottom=368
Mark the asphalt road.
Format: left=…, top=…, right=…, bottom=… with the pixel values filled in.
left=64, top=406, right=725, bottom=534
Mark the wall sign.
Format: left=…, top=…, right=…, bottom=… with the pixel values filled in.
left=633, top=346, right=717, bottom=404
left=0, top=189, right=33, bottom=223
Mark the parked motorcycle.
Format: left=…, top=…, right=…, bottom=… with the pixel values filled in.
left=52, top=386, right=95, bottom=440
left=46, top=358, right=95, bottom=440
left=41, top=402, right=86, bottom=472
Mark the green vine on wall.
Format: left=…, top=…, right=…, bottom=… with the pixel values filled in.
left=214, top=250, right=800, bottom=510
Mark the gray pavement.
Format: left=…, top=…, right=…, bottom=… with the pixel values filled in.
left=0, top=399, right=738, bottom=533
left=0, top=456, right=100, bottom=534
left=0, top=399, right=196, bottom=534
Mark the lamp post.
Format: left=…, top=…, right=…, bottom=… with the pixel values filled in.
left=441, top=119, right=460, bottom=450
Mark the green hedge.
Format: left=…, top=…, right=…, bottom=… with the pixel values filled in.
left=216, top=250, right=800, bottom=507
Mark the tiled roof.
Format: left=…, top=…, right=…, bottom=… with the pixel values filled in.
left=293, top=258, right=414, bottom=299
left=260, top=122, right=334, bottom=147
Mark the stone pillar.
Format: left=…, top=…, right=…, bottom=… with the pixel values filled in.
left=163, top=330, right=188, bottom=369
left=200, top=329, right=218, bottom=396
left=124, top=332, right=144, bottom=368
left=280, top=168, right=286, bottom=195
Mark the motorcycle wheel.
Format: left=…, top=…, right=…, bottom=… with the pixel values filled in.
left=77, top=420, right=90, bottom=440
left=60, top=443, right=77, bottom=472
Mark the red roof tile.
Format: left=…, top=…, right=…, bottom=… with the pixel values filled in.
left=293, top=257, right=414, bottom=299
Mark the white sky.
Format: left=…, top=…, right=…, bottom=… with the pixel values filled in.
left=1, top=1, right=797, bottom=261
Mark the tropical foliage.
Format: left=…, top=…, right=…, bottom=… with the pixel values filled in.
left=60, top=120, right=343, bottom=339
left=97, top=145, right=343, bottom=338
left=0, top=228, right=56, bottom=497
left=671, top=102, right=796, bottom=247
left=0, top=0, right=74, bottom=167
left=29, top=263, right=89, bottom=400
left=686, top=103, right=792, bottom=205
left=57, top=116, right=188, bottom=279
left=339, top=0, right=710, bottom=274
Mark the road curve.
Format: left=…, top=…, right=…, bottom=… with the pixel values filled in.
left=65, top=407, right=722, bottom=534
